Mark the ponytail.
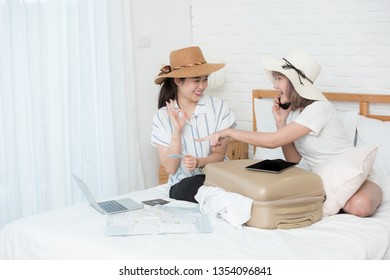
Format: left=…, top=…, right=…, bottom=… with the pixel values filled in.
left=157, top=78, right=184, bottom=109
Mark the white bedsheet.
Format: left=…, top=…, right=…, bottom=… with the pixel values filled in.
left=1, top=184, right=390, bottom=260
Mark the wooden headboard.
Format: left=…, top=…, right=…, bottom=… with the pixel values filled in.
left=252, top=89, right=390, bottom=133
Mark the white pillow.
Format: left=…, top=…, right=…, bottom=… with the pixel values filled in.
left=379, top=176, right=390, bottom=202
left=356, top=115, right=390, bottom=176
left=313, top=145, right=378, bottom=217
left=366, top=173, right=390, bottom=202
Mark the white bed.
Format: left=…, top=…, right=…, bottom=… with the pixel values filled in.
left=1, top=184, right=389, bottom=260
left=1, top=90, right=390, bottom=260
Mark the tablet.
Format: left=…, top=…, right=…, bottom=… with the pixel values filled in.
left=245, top=159, right=297, bottom=173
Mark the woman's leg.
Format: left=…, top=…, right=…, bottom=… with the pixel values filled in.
left=169, top=174, right=206, bottom=203
left=343, top=179, right=383, bottom=217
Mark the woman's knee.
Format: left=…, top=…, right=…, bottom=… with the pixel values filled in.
left=343, top=179, right=383, bottom=217
left=343, top=185, right=382, bottom=217
left=343, top=195, right=375, bottom=217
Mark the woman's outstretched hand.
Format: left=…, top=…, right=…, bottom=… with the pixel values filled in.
left=196, top=129, right=228, bottom=147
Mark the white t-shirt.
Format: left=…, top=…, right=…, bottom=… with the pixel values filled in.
left=151, top=95, right=236, bottom=186
left=292, top=101, right=352, bottom=170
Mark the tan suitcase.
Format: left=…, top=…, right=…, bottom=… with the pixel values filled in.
left=204, top=159, right=325, bottom=229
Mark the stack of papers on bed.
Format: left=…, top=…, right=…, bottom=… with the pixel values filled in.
left=105, top=205, right=212, bottom=236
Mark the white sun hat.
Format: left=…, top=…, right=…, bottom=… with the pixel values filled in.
left=261, top=49, right=326, bottom=101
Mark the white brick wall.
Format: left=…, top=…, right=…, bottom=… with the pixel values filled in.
left=191, top=0, right=390, bottom=132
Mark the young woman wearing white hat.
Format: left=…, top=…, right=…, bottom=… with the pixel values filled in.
left=151, top=46, right=236, bottom=203
left=198, top=49, right=382, bottom=217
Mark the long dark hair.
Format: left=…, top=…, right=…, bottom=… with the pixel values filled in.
left=157, top=78, right=184, bottom=109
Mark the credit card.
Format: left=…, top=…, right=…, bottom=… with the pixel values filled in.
left=142, top=199, right=170, bottom=206
left=167, top=154, right=184, bottom=158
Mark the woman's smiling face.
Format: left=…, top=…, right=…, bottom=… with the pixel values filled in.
left=176, top=75, right=209, bottom=103
left=272, top=72, right=293, bottom=104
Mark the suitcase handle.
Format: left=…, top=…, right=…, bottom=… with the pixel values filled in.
left=277, top=219, right=313, bottom=229
left=273, top=203, right=319, bottom=215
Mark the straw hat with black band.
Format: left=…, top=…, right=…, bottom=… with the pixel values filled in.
left=261, top=49, right=327, bottom=101
left=154, top=46, right=225, bottom=85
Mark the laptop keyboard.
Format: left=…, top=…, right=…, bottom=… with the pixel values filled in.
left=99, top=200, right=127, bottom=213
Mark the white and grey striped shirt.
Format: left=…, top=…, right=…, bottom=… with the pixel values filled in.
left=151, top=95, right=236, bottom=186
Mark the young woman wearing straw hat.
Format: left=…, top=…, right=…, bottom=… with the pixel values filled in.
left=151, top=46, right=236, bottom=203
left=198, top=49, right=382, bottom=217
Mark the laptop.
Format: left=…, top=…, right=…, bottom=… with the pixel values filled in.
left=245, top=159, right=297, bottom=173
left=72, top=174, right=144, bottom=215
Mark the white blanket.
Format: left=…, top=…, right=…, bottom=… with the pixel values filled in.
left=1, top=183, right=390, bottom=260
